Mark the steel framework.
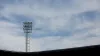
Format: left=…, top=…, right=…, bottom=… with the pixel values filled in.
left=23, top=22, right=32, bottom=52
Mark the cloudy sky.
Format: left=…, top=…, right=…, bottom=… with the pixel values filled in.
left=0, top=0, right=100, bottom=52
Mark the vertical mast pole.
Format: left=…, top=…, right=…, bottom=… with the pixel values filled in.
left=23, top=22, right=32, bottom=52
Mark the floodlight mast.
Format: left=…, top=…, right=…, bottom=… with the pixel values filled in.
left=23, top=22, right=32, bottom=52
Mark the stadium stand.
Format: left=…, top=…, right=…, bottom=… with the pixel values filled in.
left=0, top=45, right=100, bottom=56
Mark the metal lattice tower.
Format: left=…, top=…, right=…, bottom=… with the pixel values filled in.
left=23, top=22, right=32, bottom=52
